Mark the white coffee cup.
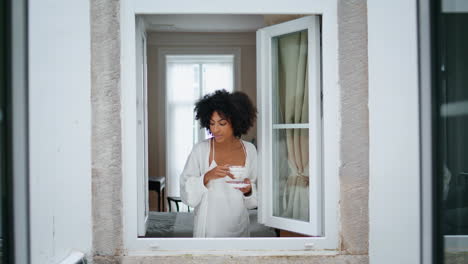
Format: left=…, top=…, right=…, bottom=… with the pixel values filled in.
left=229, top=166, right=246, bottom=181
left=226, top=166, right=249, bottom=188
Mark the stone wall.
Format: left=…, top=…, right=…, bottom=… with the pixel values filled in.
left=91, top=0, right=123, bottom=260
left=90, top=1, right=369, bottom=263
left=337, top=0, right=369, bottom=255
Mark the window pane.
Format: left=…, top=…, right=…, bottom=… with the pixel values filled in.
left=435, top=13, right=468, bottom=262
left=167, top=63, right=199, bottom=103
left=272, top=128, right=309, bottom=222
left=272, top=30, right=309, bottom=125
left=166, top=63, right=199, bottom=197
left=202, top=62, right=234, bottom=94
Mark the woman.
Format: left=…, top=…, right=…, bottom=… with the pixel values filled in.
left=180, top=89, right=258, bottom=237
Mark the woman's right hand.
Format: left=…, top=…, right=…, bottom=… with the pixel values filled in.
left=204, top=165, right=234, bottom=186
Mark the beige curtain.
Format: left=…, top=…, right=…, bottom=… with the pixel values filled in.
left=278, top=31, right=309, bottom=221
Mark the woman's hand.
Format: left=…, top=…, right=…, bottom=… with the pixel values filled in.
left=203, top=165, right=234, bottom=186
left=237, top=178, right=252, bottom=196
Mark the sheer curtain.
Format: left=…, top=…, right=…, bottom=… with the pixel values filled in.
left=278, top=31, right=309, bottom=221
left=198, top=62, right=234, bottom=141
left=166, top=62, right=199, bottom=197
left=166, top=56, right=233, bottom=197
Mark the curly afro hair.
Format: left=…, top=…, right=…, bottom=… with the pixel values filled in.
left=194, top=89, right=257, bottom=138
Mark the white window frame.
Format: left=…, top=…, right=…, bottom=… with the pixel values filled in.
left=135, top=16, right=150, bottom=236
left=122, top=0, right=339, bottom=255
left=256, top=16, right=323, bottom=237
left=160, top=49, right=241, bottom=92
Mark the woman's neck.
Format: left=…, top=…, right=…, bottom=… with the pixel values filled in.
left=214, top=136, right=238, bottom=148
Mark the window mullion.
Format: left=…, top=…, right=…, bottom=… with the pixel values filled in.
left=197, top=63, right=204, bottom=143
left=272, top=123, right=310, bottom=129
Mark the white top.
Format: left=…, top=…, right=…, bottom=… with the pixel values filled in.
left=179, top=138, right=258, bottom=237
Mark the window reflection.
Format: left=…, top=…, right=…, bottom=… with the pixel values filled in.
left=435, top=10, right=468, bottom=263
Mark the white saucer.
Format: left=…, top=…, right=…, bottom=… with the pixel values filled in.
left=228, top=183, right=249, bottom=188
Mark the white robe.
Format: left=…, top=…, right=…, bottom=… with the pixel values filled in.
left=179, top=139, right=258, bottom=237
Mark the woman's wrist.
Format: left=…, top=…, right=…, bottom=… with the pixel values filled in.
left=203, top=173, right=210, bottom=186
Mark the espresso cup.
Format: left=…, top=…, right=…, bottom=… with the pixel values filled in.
left=228, top=166, right=246, bottom=182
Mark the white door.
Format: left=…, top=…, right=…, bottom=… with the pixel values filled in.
left=257, top=16, right=323, bottom=236
left=136, top=19, right=149, bottom=236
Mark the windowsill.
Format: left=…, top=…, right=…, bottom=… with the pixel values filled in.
left=126, top=236, right=338, bottom=253
left=125, top=249, right=341, bottom=257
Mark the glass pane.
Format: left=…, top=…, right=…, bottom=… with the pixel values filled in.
left=272, top=30, right=309, bottom=125
left=435, top=12, right=468, bottom=263
left=272, top=128, right=309, bottom=222
left=202, top=62, right=234, bottom=94
left=166, top=63, right=199, bottom=197
left=166, top=62, right=199, bottom=103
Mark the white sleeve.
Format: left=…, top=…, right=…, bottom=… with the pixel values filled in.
left=180, top=146, right=208, bottom=208
left=243, top=143, right=258, bottom=209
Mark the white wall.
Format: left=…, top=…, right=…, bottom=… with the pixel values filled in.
left=29, top=0, right=92, bottom=263
left=368, top=1, right=421, bottom=263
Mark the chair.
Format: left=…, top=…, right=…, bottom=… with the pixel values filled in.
left=167, top=196, right=190, bottom=212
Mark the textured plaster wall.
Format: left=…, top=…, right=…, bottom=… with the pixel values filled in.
left=338, top=0, right=369, bottom=255
left=91, top=0, right=369, bottom=263
left=91, top=0, right=123, bottom=258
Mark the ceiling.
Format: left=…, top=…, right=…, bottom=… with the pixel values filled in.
left=142, top=14, right=266, bottom=32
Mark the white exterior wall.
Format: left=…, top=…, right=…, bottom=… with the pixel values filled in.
left=368, top=1, right=421, bottom=264
left=24, top=0, right=425, bottom=262
left=29, top=0, right=92, bottom=263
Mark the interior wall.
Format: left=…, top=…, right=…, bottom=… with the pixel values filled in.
left=147, top=32, right=257, bottom=178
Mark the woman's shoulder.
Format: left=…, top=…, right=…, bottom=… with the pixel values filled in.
left=192, top=138, right=211, bottom=153
left=241, top=139, right=257, bottom=153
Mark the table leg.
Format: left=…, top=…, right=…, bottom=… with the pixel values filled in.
left=157, top=190, right=161, bottom=212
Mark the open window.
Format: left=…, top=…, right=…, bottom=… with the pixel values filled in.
left=124, top=10, right=338, bottom=252
left=257, top=16, right=323, bottom=236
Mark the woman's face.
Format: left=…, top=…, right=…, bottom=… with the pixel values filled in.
left=209, top=111, right=234, bottom=143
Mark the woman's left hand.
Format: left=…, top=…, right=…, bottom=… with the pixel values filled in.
left=237, top=178, right=252, bottom=196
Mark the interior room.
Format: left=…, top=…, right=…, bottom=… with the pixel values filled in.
left=141, top=14, right=309, bottom=238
